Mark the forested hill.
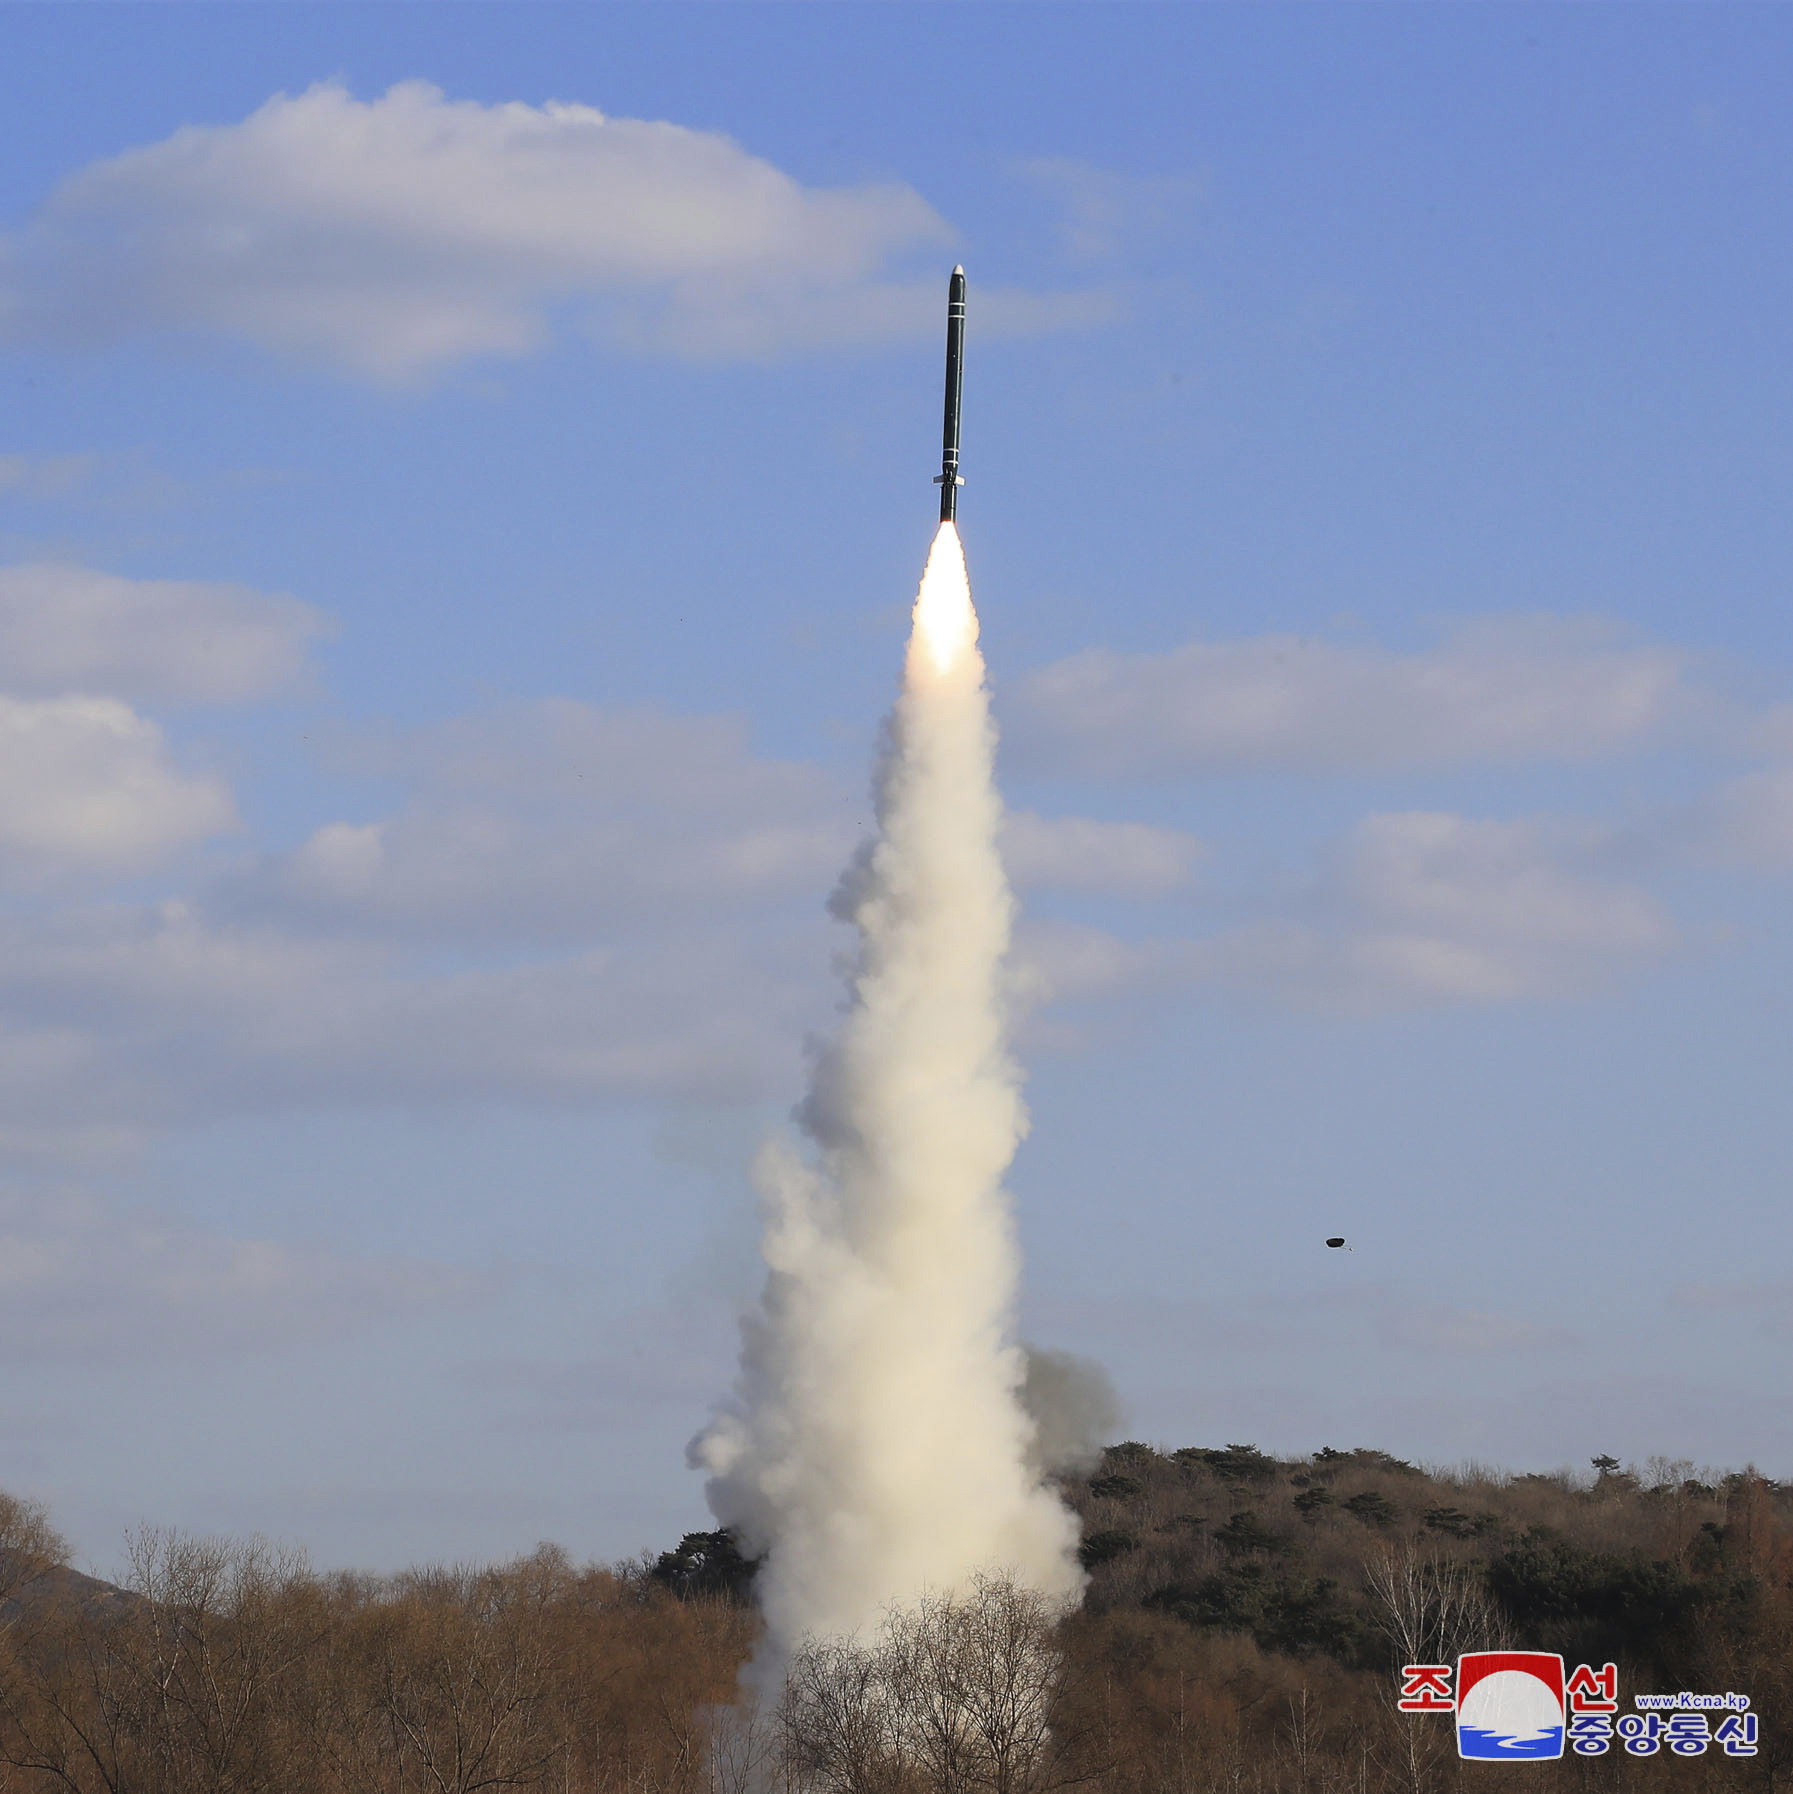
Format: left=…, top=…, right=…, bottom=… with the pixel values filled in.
left=657, top=1441, right=1792, bottom=1685
left=0, top=1450, right=1788, bottom=1792
left=654, top=1443, right=1793, bottom=1789
left=1047, top=1442, right=1792, bottom=1786
left=1060, top=1441, right=1789, bottom=1681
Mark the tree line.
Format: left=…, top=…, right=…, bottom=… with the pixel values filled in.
left=0, top=1442, right=1788, bottom=1794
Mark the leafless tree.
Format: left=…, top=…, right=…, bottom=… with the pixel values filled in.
left=782, top=1636, right=905, bottom=1794
left=1361, top=1546, right=1509, bottom=1794
left=1360, top=1546, right=1506, bottom=1671
left=703, top=1698, right=779, bottom=1794
left=0, top=1526, right=322, bottom=1794
left=0, top=1497, right=67, bottom=1615
left=780, top=1577, right=1075, bottom=1794
left=360, top=1560, right=570, bottom=1794
left=922, top=1579, right=1065, bottom=1794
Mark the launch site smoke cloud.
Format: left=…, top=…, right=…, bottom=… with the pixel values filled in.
left=693, top=522, right=1082, bottom=1681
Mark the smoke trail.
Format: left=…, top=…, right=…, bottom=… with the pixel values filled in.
left=694, top=522, right=1081, bottom=1678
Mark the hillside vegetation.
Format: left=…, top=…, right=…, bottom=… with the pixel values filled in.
left=1052, top=1443, right=1792, bottom=1789
left=0, top=1446, right=1786, bottom=1793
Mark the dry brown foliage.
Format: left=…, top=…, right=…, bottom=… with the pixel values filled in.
left=1, top=1449, right=1789, bottom=1794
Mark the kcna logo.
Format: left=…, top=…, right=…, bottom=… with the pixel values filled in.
left=1422, top=1654, right=1568, bottom=1761
left=1399, top=1654, right=1758, bottom=1761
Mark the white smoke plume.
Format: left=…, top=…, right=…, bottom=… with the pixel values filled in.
left=694, top=523, right=1082, bottom=1679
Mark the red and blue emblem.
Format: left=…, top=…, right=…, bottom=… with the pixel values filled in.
left=1456, top=1653, right=1566, bottom=1760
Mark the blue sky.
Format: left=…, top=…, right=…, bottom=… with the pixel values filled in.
left=2, top=3, right=1791, bottom=1573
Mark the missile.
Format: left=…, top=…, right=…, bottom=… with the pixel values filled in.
left=934, top=265, right=966, bottom=523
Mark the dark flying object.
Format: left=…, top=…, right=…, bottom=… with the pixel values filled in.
left=1325, top=1237, right=1352, bottom=1251
left=934, top=265, right=966, bottom=522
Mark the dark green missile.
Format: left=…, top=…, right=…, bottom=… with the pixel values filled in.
left=934, top=266, right=966, bottom=523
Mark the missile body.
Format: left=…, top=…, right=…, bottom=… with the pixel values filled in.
left=934, top=266, right=966, bottom=523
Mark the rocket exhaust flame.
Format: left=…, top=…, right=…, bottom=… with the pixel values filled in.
left=910, top=521, right=978, bottom=678
left=693, top=518, right=1080, bottom=1683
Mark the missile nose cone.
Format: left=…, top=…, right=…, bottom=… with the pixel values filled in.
left=952, top=264, right=964, bottom=276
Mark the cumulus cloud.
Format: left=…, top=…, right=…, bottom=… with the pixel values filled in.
left=237, top=700, right=853, bottom=938
left=0, top=1184, right=479, bottom=1363
left=1002, top=810, right=1201, bottom=896
left=0, top=683, right=1223, bottom=1139
left=1334, top=809, right=1670, bottom=978
left=1217, top=812, right=1675, bottom=1008
left=1010, top=617, right=1694, bottom=776
left=1015, top=157, right=1206, bottom=264
left=1658, top=707, right=1793, bottom=875
left=0, top=796, right=1675, bottom=1149
left=1699, top=764, right=1793, bottom=871
left=0, top=710, right=1680, bottom=1163
left=0, top=81, right=1100, bottom=377
left=0, top=563, right=326, bottom=704
left=0, top=697, right=235, bottom=883
left=1013, top=810, right=1673, bottom=1017
left=1010, top=918, right=1189, bottom=1011
left=267, top=806, right=847, bottom=937
left=0, top=900, right=821, bottom=1140
left=234, top=703, right=1191, bottom=937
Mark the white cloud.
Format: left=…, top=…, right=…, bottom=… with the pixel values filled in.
left=1002, top=811, right=1201, bottom=896
left=0, top=563, right=326, bottom=703
left=1700, top=764, right=1793, bottom=871
left=0, top=900, right=821, bottom=1138
left=1010, top=617, right=1694, bottom=775
left=1010, top=918, right=1184, bottom=1009
left=0, top=698, right=1225, bottom=1136
left=0, top=1184, right=479, bottom=1362
left=1012, top=810, right=1673, bottom=1017
left=1344, top=809, right=1668, bottom=953
left=0, top=697, right=235, bottom=883
left=349, top=697, right=824, bottom=810
left=241, top=700, right=854, bottom=937
left=0, top=807, right=1666, bottom=1143
left=0, top=696, right=1228, bottom=1139
left=0, top=655, right=1684, bottom=1152
left=242, top=704, right=1196, bottom=937
left=1224, top=812, right=1674, bottom=1007
left=1014, top=157, right=1207, bottom=264
left=0, top=82, right=1099, bottom=377
left=1663, top=716, right=1793, bottom=875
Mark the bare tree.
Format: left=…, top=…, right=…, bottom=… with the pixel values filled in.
left=0, top=1526, right=321, bottom=1794
left=1361, top=1546, right=1509, bottom=1794
left=780, top=1576, right=1075, bottom=1794
left=0, top=1496, right=67, bottom=1614
left=924, top=1579, right=1065, bottom=1794
left=705, top=1699, right=780, bottom=1794
left=1361, top=1546, right=1507, bottom=1670
left=124, top=1527, right=325, bottom=1794
left=782, top=1636, right=905, bottom=1794
left=882, top=1595, right=980, bottom=1794
left=362, top=1561, right=569, bottom=1794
